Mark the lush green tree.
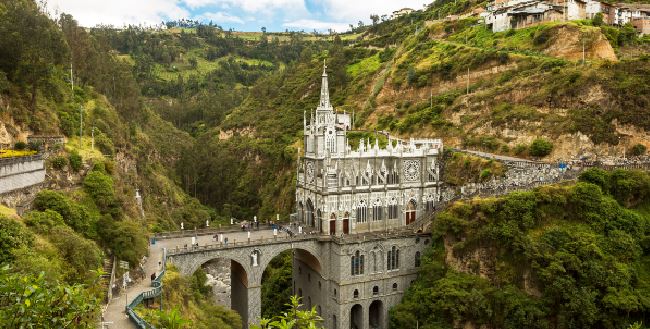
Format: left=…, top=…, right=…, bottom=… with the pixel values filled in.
left=529, top=138, right=553, bottom=157
left=68, top=152, right=83, bottom=172
left=0, top=266, right=99, bottom=328
left=262, top=251, right=293, bottom=318
left=0, top=216, right=34, bottom=264
left=83, top=168, right=116, bottom=213
left=33, top=190, right=96, bottom=238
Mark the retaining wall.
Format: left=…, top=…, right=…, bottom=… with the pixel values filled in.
left=0, top=155, right=45, bottom=195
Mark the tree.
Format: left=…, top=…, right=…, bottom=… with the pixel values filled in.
left=158, top=308, right=192, bottom=329
left=629, top=144, right=646, bottom=156
left=370, top=14, right=380, bottom=25
left=261, top=27, right=267, bottom=34
left=529, top=138, right=553, bottom=157
left=0, top=0, right=68, bottom=110
left=592, top=12, right=604, bottom=26
left=0, top=216, right=34, bottom=264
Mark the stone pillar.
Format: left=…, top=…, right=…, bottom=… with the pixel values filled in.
left=246, top=285, right=262, bottom=328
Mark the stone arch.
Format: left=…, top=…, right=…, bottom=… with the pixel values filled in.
left=350, top=304, right=363, bottom=329
left=256, top=244, right=323, bottom=278
left=369, top=300, right=383, bottom=329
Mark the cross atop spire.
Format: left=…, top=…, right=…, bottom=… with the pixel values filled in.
left=318, top=60, right=331, bottom=110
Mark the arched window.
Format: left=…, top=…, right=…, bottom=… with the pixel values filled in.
left=372, top=286, right=379, bottom=296
left=387, top=246, right=400, bottom=270
left=356, top=200, right=367, bottom=223
left=353, top=289, right=359, bottom=299
left=372, top=200, right=383, bottom=221
left=308, top=296, right=312, bottom=309
left=298, top=288, right=303, bottom=298
left=415, top=251, right=421, bottom=268
left=392, top=283, right=398, bottom=291
left=351, top=250, right=364, bottom=275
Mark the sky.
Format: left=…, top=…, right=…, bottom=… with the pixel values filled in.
left=46, top=0, right=430, bottom=32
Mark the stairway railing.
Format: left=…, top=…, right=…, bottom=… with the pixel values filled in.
left=125, top=248, right=167, bottom=329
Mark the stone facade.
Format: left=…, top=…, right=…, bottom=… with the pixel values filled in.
left=167, top=232, right=429, bottom=329
left=297, top=65, right=443, bottom=235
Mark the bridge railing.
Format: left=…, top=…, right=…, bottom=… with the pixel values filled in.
left=154, top=224, right=272, bottom=240
left=126, top=248, right=167, bottom=329
left=167, top=234, right=320, bottom=255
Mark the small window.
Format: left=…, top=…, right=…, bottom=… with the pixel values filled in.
left=372, top=286, right=379, bottom=296
left=299, top=267, right=302, bottom=274
left=334, top=288, right=337, bottom=296
left=415, top=236, right=421, bottom=243
left=392, top=283, right=398, bottom=291
left=353, top=289, right=359, bottom=299
left=298, top=288, right=303, bottom=297
left=308, top=273, right=311, bottom=282
left=319, top=281, right=322, bottom=290
left=415, top=251, right=421, bottom=268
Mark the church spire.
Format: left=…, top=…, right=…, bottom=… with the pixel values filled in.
left=318, top=60, right=331, bottom=110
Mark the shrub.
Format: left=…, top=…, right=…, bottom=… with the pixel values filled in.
left=529, top=138, right=553, bottom=157
left=13, top=141, right=26, bottom=150
left=592, top=13, right=604, bottom=26
left=83, top=170, right=115, bottom=213
left=33, top=190, right=96, bottom=238
left=629, top=144, right=646, bottom=157
left=0, top=216, right=34, bottom=263
left=51, top=156, right=67, bottom=170
left=68, top=152, right=82, bottom=172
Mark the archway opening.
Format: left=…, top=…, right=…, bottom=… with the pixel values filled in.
left=350, top=304, right=362, bottom=329
left=369, top=300, right=383, bottom=329
left=192, top=258, right=248, bottom=326
left=329, top=213, right=336, bottom=235
left=261, top=248, right=323, bottom=320
left=343, top=212, right=350, bottom=234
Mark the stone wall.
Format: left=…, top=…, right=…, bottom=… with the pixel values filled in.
left=0, top=155, right=45, bottom=196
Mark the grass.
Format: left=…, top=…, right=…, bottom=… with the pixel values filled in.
left=0, top=149, right=37, bottom=158
left=0, top=205, right=17, bottom=218
left=346, top=53, right=382, bottom=78
left=64, top=136, right=104, bottom=161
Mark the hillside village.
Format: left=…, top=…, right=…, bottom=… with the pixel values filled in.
left=481, top=0, right=650, bottom=33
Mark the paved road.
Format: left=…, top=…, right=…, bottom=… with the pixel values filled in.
left=101, top=228, right=278, bottom=329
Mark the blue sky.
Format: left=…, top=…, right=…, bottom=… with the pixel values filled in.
left=47, top=0, right=430, bottom=32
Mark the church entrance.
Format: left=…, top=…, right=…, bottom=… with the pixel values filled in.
left=405, top=200, right=416, bottom=225
left=329, top=213, right=336, bottom=235
left=343, top=212, right=349, bottom=234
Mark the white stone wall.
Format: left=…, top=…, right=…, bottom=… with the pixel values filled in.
left=0, top=158, right=45, bottom=195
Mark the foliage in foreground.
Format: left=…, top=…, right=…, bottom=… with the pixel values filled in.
left=138, top=265, right=242, bottom=329
left=0, top=266, right=99, bottom=328
left=391, top=169, right=650, bottom=329
left=253, top=295, right=324, bottom=329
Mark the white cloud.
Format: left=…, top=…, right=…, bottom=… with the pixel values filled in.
left=47, top=0, right=188, bottom=26
left=283, top=19, right=349, bottom=32
left=323, top=0, right=428, bottom=22
left=198, top=11, right=244, bottom=24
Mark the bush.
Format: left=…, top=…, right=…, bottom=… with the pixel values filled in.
left=13, top=141, right=26, bottom=150
left=529, top=138, right=553, bottom=157
left=629, top=144, right=646, bottom=157
left=0, top=216, right=34, bottom=263
left=51, top=156, right=67, bottom=170
left=592, top=13, right=604, bottom=26
left=68, top=152, right=82, bottom=172
left=83, top=169, right=115, bottom=214
left=33, top=190, right=96, bottom=238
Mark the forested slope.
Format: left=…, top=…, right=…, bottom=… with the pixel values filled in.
left=390, top=169, right=650, bottom=328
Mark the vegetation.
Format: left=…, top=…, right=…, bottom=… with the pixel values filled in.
left=262, top=251, right=293, bottom=319
left=443, top=151, right=506, bottom=186
left=137, top=265, right=241, bottom=329
left=529, top=138, right=554, bottom=157
left=253, top=295, right=324, bottom=329
left=391, top=169, right=650, bottom=328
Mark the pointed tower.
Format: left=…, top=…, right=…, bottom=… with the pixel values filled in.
left=318, top=61, right=331, bottom=111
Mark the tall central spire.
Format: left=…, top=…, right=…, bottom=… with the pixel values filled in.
left=319, top=60, right=331, bottom=110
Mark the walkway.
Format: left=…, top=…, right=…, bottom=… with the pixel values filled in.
left=101, top=228, right=277, bottom=329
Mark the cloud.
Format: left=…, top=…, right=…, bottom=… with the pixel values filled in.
left=197, top=11, right=244, bottom=24
left=47, top=0, right=188, bottom=26
left=283, top=19, right=350, bottom=32
left=323, top=0, right=428, bottom=22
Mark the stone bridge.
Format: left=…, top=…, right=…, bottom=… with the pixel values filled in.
left=165, top=229, right=430, bottom=329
